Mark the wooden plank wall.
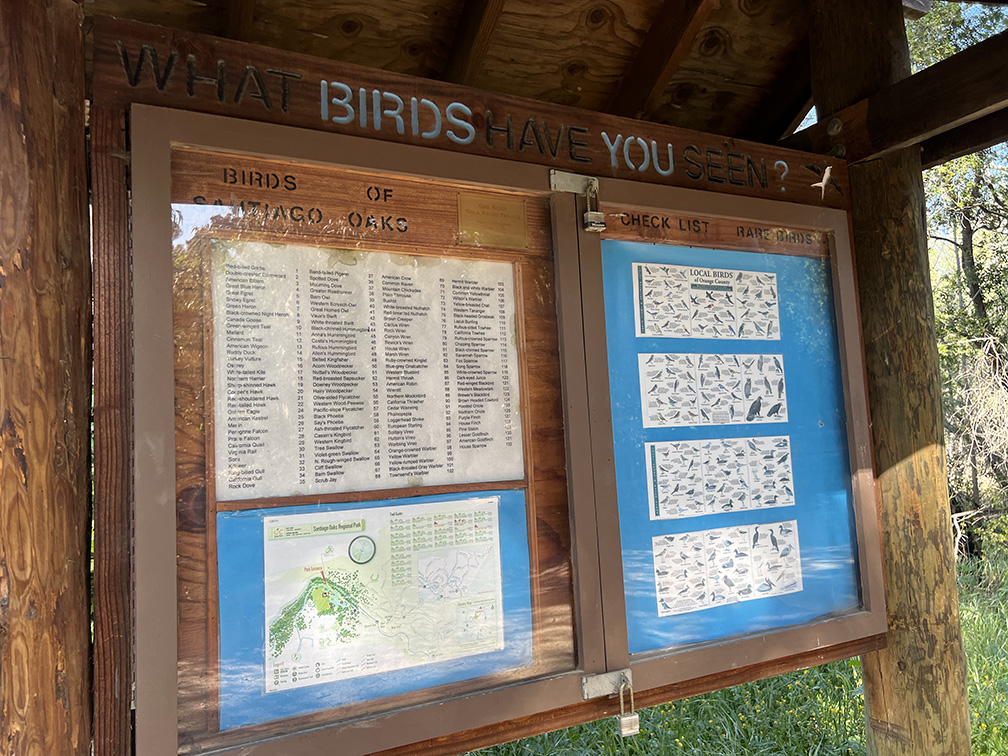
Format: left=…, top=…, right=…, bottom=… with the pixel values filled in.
left=0, top=1, right=92, bottom=754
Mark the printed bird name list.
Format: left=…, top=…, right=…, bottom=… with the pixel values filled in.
left=211, top=239, right=523, bottom=501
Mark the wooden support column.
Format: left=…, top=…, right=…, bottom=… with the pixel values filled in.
left=0, top=1, right=92, bottom=755
left=805, top=2, right=970, bottom=754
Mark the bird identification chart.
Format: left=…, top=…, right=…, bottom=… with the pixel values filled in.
left=652, top=520, right=801, bottom=616
left=601, top=239, right=860, bottom=655
left=645, top=436, right=794, bottom=520
left=638, top=352, right=788, bottom=427
left=632, top=263, right=781, bottom=340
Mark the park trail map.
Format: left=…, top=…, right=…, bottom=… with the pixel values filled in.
left=263, top=496, right=504, bottom=693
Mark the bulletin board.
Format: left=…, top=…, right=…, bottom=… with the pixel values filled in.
left=91, top=18, right=886, bottom=756
left=576, top=184, right=886, bottom=687
left=128, top=110, right=593, bottom=755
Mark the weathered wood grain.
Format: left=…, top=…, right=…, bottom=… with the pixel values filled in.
left=91, top=104, right=135, bottom=756
left=787, top=28, right=1008, bottom=162
left=807, top=2, right=971, bottom=754
left=91, top=16, right=850, bottom=209
left=921, top=106, right=1008, bottom=170
left=0, top=1, right=92, bottom=754
left=443, top=0, right=506, bottom=86
left=608, top=0, right=716, bottom=119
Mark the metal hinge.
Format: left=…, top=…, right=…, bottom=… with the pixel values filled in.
left=581, top=669, right=632, bottom=700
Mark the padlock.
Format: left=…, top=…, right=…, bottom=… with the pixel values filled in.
left=582, top=179, right=607, bottom=232
left=583, top=210, right=607, bottom=232
left=615, top=678, right=640, bottom=737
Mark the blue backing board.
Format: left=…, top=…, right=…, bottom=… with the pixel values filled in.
left=600, top=240, right=861, bottom=655
left=216, top=489, right=533, bottom=728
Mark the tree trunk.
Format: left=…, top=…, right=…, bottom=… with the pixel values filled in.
left=0, top=1, right=92, bottom=754
left=806, top=1, right=971, bottom=754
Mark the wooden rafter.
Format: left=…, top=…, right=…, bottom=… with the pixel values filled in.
left=443, top=0, right=505, bottom=86
left=783, top=28, right=1008, bottom=162
left=922, top=106, right=1008, bottom=168
left=738, top=40, right=812, bottom=143
left=902, top=0, right=934, bottom=20
left=224, top=0, right=255, bottom=41
left=608, top=0, right=716, bottom=119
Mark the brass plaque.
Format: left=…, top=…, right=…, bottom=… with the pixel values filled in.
left=457, top=193, right=528, bottom=250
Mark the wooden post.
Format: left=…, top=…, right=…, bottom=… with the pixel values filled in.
left=805, top=1, right=971, bottom=754
left=0, top=1, right=92, bottom=754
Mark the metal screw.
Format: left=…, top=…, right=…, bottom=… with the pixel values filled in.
left=826, top=117, right=843, bottom=137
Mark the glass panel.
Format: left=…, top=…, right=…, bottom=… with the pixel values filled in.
left=168, top=146, right=575, bottom=749
left=600, top=239, right=861, bottom=656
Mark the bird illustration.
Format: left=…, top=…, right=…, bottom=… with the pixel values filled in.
left=766, top=402, right=782, bottom=417
left=779, top=524, right=793, bottom=536
left=746, top=396, right=763, bottom=421
left=752, top=527, right=760, bottom=548
left=769, top=531, right=779, bottom=552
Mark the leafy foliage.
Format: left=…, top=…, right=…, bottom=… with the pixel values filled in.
left=907, top=2, right=1008, bottom=556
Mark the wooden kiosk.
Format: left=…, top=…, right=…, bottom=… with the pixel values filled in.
left=3, top=0, right=1000, bottom=754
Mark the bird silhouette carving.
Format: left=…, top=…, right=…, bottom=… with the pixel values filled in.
left=805, top=163, right=844, bottom=200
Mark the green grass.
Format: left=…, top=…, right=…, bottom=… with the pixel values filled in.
left=959, top=557, right=1008, bottom=755
left=470, top=556, right=1008, bottom=755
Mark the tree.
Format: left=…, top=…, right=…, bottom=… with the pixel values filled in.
left=907, top=2, right=1008, bottom=555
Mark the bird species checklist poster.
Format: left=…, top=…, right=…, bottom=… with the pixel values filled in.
left=601, top=240, right=861, bottom=655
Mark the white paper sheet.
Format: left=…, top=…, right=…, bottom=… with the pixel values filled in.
left=639, top=353, right=788, bottom=428
left=652, top=520, right=802, bottom=616
left=211, top=240, right=524, bottom=500
left=632, top=263, right=780, bottom=340
left=645, top=436, right=795, bottom=520
left=263, top=496, right=503, bottom=692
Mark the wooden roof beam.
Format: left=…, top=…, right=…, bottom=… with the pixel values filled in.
left=922, top=106, right=1008, bottom=168
left=902, top=0, right=934, bottom=20
left=224, top=0, right=255, bottom=42
left=608, top=0, right=717, bottom=119
left=443, top=0, right=506, bottom=86
left=738, top=40, right=812, bottom=143
left=782, top=28, right=1008, bottom=162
